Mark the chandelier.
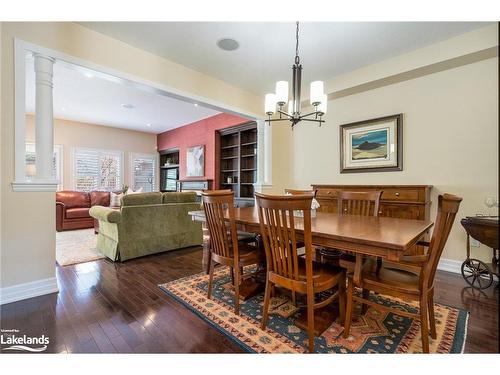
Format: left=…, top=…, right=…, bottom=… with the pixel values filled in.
left=264, top=22, right=327, bottom=128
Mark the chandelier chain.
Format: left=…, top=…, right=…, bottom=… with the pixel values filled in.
left=295, top=21, right=300, bottom=64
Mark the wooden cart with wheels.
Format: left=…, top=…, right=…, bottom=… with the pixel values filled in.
left=460, top=216, right=498, bottom=290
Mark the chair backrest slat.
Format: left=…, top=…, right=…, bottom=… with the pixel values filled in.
left=255, top=193, right=313, bottom=283
left=424, top=194, right=462, bottom=288
left=338, top=190, right=382, bottom=217
left=202, top=190, right=238, bottom=261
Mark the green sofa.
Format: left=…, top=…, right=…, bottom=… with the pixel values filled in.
left=89, top=192, right=202, bottom=261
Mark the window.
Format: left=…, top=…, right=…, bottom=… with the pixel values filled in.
left=73, top=148, right=123, bottom=192
left=25, top=143, right=63, bottom=190
left=131, top=153, right=157, bottom=192
left=165, top=168, right=178, bottom=191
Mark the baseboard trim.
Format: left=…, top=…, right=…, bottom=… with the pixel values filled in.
left=437, top=258, right=462, bottom=274
left=0, top=277, right=59, bottom=305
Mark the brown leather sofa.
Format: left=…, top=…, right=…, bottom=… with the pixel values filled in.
left=56, top=191, right=111, bottom=231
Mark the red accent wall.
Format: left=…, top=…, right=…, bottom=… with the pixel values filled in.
left=157, top=113, right=249, bottom=188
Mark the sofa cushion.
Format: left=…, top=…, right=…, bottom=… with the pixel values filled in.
left=90, top=191, right=110, bottom=207
left=163, top=192, right=197, bottom=203
left=56, top=191, right=91, bottom=208
left=121, top=192, right=162, bottom=206
left=66, top=207, right=90, bottom=219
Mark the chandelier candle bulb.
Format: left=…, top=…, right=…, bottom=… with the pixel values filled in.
left=310, top=81, right=324, bottom=106
left=318, top=94, right=328, bottom=115
left=275, top=81, right=289, bottom=106
left=265, top=93, right=276, bottom=115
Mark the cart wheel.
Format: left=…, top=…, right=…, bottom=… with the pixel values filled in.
left=461, top=259, right=493, bottom=290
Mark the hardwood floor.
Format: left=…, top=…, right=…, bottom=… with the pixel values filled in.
left=1, top=246, right=498, bottom=353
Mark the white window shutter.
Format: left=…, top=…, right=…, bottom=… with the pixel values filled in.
left=132, top=155, right=156, bottom=192
left=74, top=148, right=122, bottom=191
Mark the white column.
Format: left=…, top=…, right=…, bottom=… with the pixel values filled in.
left=263, top=120, right=272, bottom=185
left=34, top=53, right=55, bottom=181
left=254, top=119, right=273, bottom=193
left=255, top=120, right=265, bottom=188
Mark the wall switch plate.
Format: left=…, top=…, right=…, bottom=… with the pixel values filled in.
left=470, top=238, right=481, bottom=247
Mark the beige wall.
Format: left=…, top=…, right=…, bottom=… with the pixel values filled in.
left=290, top=57, right=499, bottom=262
left=25, top=115, right=157, bottom=190
left=1, top=22, right=262, bottom=290
left=1, top=22, right=498, bottom=293
left=269, top=124, right=294, bottom=194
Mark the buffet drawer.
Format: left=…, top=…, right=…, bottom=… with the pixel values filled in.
left=381, top=188, right=420, bottom=202
left=315, top=188, right=340, bottom=199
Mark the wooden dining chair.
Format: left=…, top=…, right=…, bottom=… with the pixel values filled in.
left=319, top=191, right=382, bottom=264
left=337, top=190, right=382, bottom=216
left=335, top=190, right=383, bottom=264
left=317, top=190, right=383, bottom=313
left=284, top=189, right=317, bottom=251
left=343, top=193, right=462, bottom=353
left=202, top=190, right=260, bottom=315
left=255, top=192, right=345, bottom=353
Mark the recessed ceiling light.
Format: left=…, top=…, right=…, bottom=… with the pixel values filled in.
left=194, top=103, right=199, bottom=107
left=84, top=72, right=94, bottom=78
left=121, top=103, right=134, bottom=109
left=61, top=107, right=66, bottom=111
left=146, top=123, right=152, bottom=127
left=217, top=38, right=239, bottom=51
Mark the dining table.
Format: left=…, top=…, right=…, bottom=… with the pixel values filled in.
left=189, top=206, right=433, bottom=268
left=188, top=206, right=434, bottom=333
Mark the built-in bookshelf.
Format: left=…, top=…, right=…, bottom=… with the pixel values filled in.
left=218, top=122, right=257, bottom=202
left=159, top=148, right=179, bottom=192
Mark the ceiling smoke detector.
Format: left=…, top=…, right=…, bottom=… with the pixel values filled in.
left=217, top=38, right=239, bottom=51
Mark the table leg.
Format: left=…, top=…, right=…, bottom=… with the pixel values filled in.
left=202, top=223, right=211, bottom=274
left=236, top=237, right=267, bottom=300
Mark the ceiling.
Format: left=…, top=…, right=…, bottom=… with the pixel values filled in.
left=25, top=55, right=221, bottom=134
left=80, top=22, right=491, bottom=96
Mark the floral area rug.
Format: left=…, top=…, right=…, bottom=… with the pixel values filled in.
left=159, top=267, right=468, bottom=353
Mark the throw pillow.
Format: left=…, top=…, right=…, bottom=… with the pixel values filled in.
left=110, top=192, right=124, bottom=207
left=126, top=187, right=143, bottom=195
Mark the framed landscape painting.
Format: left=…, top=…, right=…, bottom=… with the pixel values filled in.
left=340, top=114, right=403, bottom=173
left=186, top=145, right=205, bottom=177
